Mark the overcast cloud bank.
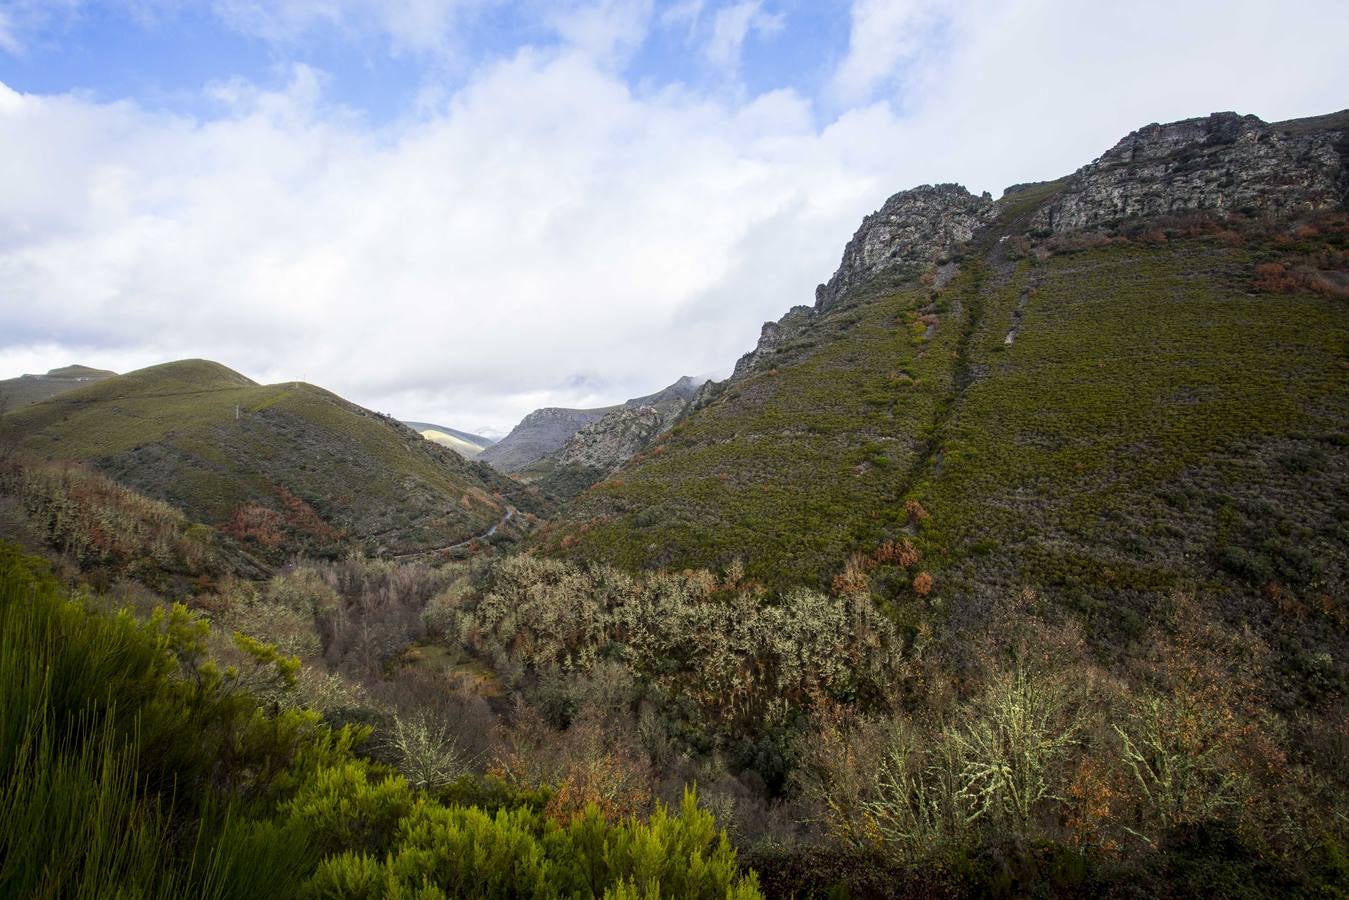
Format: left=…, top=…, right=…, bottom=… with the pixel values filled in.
left=1, top=0, right=1346, bottom=432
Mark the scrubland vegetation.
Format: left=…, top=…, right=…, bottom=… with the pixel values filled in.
left=0, top=171, right=1344, bottom=896
left=3, top=475, right=1343, bottom=896
left=0, top=544, right=764, bottom=898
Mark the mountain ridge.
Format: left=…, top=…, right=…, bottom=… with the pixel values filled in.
left=0, top=363, right=118, bottom=409
left=402, top=420, right=497, bottom=458
left=4, top=358, right=549, bottom=559
left=478, top=375, right=705, bottom=484
left=539, top=108, right=1349, bottom=649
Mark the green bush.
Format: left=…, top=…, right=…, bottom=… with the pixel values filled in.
left=0, top=542, right=763, bottom=898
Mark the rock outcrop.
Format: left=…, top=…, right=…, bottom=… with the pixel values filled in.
left=731, top=305, right=816, bottom=378
left=729, top=185, right=993, bottom=379
left=556, top=405, right=667, bottom=469
left=478, top=406, right=613, bottom=473
left=1031, top=111, right=1349, bottom=234
left=483, top=377, right=705, bottom=479
left=554, top=376, right=703, bottom=473
left=722, top=112, right=1348, bottom=389
left=814, top=183, right=996, bottom=311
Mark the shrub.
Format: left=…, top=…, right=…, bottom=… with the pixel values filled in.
left=385, top=714, right=474, bottom=790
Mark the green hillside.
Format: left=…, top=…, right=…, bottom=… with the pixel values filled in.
left=0, top=364, right=117, bottom=408
left=542, top=194, right=1348, bottom=660
left=4, top=359, right=548, bottom=558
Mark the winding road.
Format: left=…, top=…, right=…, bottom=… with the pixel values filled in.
left=390, top=506, right=516, bottom=560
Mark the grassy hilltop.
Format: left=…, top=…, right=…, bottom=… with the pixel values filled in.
left=0, top=364, right=117, bottom=408
left=5, top=359, right=547, bottom=558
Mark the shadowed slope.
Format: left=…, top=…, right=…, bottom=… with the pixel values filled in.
left=6, top=360, right=548, bottom=558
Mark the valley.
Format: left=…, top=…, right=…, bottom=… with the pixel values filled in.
left=1, top=108, right=1346, bottom=899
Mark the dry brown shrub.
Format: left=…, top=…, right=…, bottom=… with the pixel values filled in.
left=491, top=706, right=652, bottom=823
left=832, top=556, right=871, bottom=597
left=904, top=499, right=930, bottom=524
left=873, top=539, right=921, bottom=569
left=1064, top=756, right=1121, bottom=853
left=912, top=572, right=933, bottom=597
left=792, top=703, right=896, bottom=849
left=224, top=501, right=286, bottom=548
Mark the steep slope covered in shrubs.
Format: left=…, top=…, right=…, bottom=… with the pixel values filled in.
left=543, top=112, right=1349, bottom=662
left=4, top=359, right=550, bottom=559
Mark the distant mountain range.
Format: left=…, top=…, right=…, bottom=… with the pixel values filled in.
left=0, top=364, right=117, bottom=408
left=402, top=421, right=497, bottom=459
left=478, top=375, right=705, bottom=497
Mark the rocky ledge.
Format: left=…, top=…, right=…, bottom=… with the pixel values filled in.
left=556, top=405, right=669, bottom=470
left=477, top=406, right=612, bottom=472
left=814, top=183, right=996, bottom=311
left=553, top=376, right=702, bottom=474
left=1031, top=111, right=1348, bottom=234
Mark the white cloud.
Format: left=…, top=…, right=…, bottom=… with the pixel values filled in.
left=0, top=51, right=889, bottom=430
left=704, top=0, right=782, bottom=71
left=207, top=0, right=495, bottom=55
left=0, top=9, right=22, bottom=55
left=831, top=0, right=952, bottom=104
left=659, top=0, right=703, bottom=35
left=3, top=0, right=1347, bottom=432
left=542, top=0, right=655, bottom=66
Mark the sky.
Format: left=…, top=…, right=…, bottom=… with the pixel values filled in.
left=1, top=1, right=1345, bottom=436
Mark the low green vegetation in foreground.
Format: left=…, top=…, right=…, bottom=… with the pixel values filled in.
left=0, top=543, right=762, bottom=899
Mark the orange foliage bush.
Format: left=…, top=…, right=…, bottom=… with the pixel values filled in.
left=904, top=499, right=930, bottom=524
left=224, top=501, right=286, bottom=548
left=832, top=556, right=871, bottom=597
left=1250, top=259, right=1349, bottom=299
left=873, top=539, right=921, bottom=569
left=912, top=571, right=933, bottom=597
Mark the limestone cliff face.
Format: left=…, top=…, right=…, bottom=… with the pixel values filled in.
left=728, top=185, right=993, bottom=380
left=554, top=376, right=702, bottom=473
left=1031, top=111, right=1348, bottom=234
left=814, top=183, right=996, bottom=311
left=477, top=406, right=612, bottom=473
left=556, top=406, right=667, bottom=469
left=722, top=111, right=1347, bottom=387
left=731, top=305, right=815, bottom=378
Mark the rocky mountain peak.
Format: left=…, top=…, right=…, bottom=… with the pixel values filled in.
left=814, top=183, right=996, bottom=311
left=624, top=375, right=704, bottom=409
left=477, top=406, right=613, bottom=472
left=1031, top=110, right=1348, bottom=233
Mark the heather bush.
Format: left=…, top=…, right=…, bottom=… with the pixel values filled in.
left=470, top=556, right=902, bottom=740
left=0, top=457, right=231, bottom=586
left=0, top=542, right=764, bottom=898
